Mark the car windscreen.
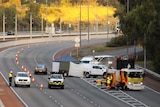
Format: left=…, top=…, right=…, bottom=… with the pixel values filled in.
left=17, top=73, right=28, bottom=77
left=37, top=65, right=45, bottom=68
left=50, top=75, right=62, bottom=79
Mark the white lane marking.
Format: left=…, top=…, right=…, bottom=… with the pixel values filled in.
left=145, top=86, right=160, bottom=95
left=0, top=99, right=5, bottom=107
left=82, top=78, right=150, bottom=107
left=0, top=72, right=29, bottom=107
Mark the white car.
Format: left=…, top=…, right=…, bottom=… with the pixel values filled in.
left=14, top=72, right=31, bottom=87
left=48, top=73, right=65, bottom=89
left=55, top=29, right=64, bottom=34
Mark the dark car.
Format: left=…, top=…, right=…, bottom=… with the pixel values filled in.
left=7, top=31, right=15, bottom=35
left=34, top=64, right=47, bottom=74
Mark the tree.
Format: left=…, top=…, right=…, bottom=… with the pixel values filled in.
left=115, top=0, right=160, bottom=73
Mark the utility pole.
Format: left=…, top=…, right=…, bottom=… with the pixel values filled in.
left=41, top=15, right=44, bottom=37
left=15, top=14, right=17, bottom=40
left=87, top=0, right=90, bottom=45
left=3, top=13, right=5, bottom=41
left=107, top=1, right=108, bottom=40
left=46, top=0, right=48, bottom=33
left=79, top=0, right=82, bottom=48
left=30, top=14, right=32, bottom=39
left=126, top=0, right=129, bottom=54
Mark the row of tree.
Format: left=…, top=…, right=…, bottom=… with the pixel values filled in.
left=115, top=0, right=160, bottom=73
left=0, top=0, right=119, bottom=31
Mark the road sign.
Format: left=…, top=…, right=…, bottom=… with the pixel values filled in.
left=75, top=37, right=80, bottom=43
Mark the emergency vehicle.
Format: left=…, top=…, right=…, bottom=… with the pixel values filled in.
left=106, top=56, right=145, bottom=90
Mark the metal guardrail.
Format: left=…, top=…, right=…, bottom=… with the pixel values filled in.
left=136, top=65, right=160, bottom=79
left=0, top=31, right=117, bottom=42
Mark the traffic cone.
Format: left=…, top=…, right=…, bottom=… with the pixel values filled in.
left=39, top=83, right=43, bottom=89
left=32, top=77, right=35, bottom=82
left=106, top=84, right=110, bottom=90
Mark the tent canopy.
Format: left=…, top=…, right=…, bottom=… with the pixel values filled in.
left=54, top=55, right=79, bottom=62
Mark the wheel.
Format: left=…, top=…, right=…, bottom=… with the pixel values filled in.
left=48, top=84, right=51, bottom=89
left=45, top=72, right=47, bottom=75
left=85, top=72, right=90, bottom=78
left=63, top=72, right=68, bottom=77
left=61, top=85, right=64, bottom=89
left=14, top=83, right=17, bottom=87
left=34, top=71, right=37, bottom=74
left=102, top=72, right=106, bottom=79
left=27, top=85, right=30, bottom=87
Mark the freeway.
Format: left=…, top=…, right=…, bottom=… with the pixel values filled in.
left=0, top=34, right=160, bottom=107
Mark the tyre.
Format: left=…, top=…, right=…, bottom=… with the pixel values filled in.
left=34, top=71, right=37, bottom=74
left=45, top=72, right=47, bottom=75
left=61, top=85, right=64, bottom=89
left=85, top=72, right=90, bottom=78
left=48, top=84, right=51, bottom=89
left=102, top=72, right=106, bottom=79
left=63, top=72, right=68, bottom=77
left=14, top=83, right=17, bottom=87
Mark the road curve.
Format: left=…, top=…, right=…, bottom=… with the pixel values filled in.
left=0, top=35, right=160, bottom=107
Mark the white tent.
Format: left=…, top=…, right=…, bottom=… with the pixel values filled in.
left=68, top=62, right=85, bottom=77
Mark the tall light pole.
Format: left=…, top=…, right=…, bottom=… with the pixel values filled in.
left=2, top=0, right=5, bottom=41
left=15, top=14, right=17, bottom=40
left=107, top=1, right=108, bottom=40
left=3, top=13, right=5, bottom=41
left=87, top=0, right=90, bottom=44
left=46, top=0, right=48, bottom=33
left=126, top=0, right=129, bottom=54
left=79, top=0, right=82, bottom=48
left=30, top=13, right=32, bottom=39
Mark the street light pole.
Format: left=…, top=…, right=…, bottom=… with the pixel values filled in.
left=3, top=13, right=5, bottom=41
left=15, top=14, right=17, bottom=40
left=107, top=1, right=108, bottom=40
left=46, top=0, right=48, bottom=33
left=79, top=0, right=82, bottom=48
left=87, top=0, right=90, bottom=45
left=126, top=0, right=129, bottom=54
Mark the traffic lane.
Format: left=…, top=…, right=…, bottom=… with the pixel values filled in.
left=144, top=76, right=160, bottom=92
left=124, top=87, right=160, bottom=107
left=17, top=41, right=131, bottom=107
left=65, top=77, right=131, bottom=107
left=19, top=42, right=109, bottom=107
left=20, top=41, right=160, bottom=107
left=0, top=46, right=62, bottom=107
left=17, top=43, right=105, bottom=107
left=124, top=76, right=160, bottom=107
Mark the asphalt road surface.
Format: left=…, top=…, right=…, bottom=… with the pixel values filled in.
left=0, top=35, right=160, bottom=107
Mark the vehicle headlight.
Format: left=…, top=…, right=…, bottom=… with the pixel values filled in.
left=140, top=82, right=143, bottom=85
left=128, top=82, right=131, bottom=85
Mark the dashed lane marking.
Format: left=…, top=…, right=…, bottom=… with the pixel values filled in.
left=81, top=78, right=150, bottom=107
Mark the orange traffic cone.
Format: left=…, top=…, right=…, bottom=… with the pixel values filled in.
left=106, top=84, right=110, bottom=90
left=39, top=83, right=43, bottom=89
left=32, top=77, right=35, bottom=82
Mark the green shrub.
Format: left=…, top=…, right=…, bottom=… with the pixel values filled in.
left=106, top=35, right=128, bottom=47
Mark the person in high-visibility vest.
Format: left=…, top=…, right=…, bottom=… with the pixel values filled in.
left=9, top=71, right=13, bottom=86
left=107, top=75, right=112, bottom=90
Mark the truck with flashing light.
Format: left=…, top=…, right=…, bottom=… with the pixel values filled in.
left=106, top=56, right=145, bottom=90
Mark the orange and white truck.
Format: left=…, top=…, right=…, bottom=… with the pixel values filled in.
left=106, top=56, right=145, bottom=90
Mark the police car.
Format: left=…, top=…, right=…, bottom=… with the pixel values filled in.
left=48, top=73, right=65, bottom=89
